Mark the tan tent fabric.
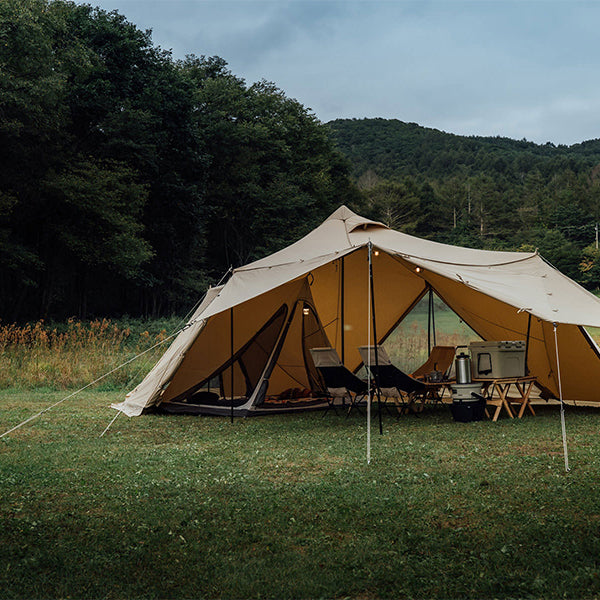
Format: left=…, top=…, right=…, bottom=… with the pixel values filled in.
left=112, top=285, right=224, bottom=417
left=116, top=206, right=600, bottom=417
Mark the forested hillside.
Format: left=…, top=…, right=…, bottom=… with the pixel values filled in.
left=329, top=118, right=600, bottom=289
left=0, top=0, right=359, bottom=321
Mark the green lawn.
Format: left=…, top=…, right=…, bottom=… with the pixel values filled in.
left=1, top=388, right=600, bottom=599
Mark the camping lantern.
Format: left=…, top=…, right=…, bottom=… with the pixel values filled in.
left=455, top=347, right=472, bottom=384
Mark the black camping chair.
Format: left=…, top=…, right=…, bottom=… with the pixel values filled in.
left=309, top=347, right=369, bottom=416
left=358, top=345, right=428, bottom=415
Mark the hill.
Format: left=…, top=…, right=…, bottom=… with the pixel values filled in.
left=327, top=119, right=600, bottom=288
left=328, top=118, right=600, bottom=183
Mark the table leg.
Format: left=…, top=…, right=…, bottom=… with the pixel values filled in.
left=515, top=381, right=535, bottom=418
left=490, top=383, right=515, bottom=422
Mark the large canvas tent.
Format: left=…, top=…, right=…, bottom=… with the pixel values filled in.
left=114, top=206, right=600, bottom=418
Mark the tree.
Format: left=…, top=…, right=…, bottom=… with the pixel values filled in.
left=579, top=244, right=600, bottom=291
left=183, top=56, right=358, bottom=275
left=0, top=1, right=210, bottom=318
left=363, top=180, right=419, bottom=232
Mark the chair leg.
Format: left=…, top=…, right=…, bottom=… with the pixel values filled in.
left=347, top=393, right=365, bottom=417
left=322, top=395, right=338, bottom=417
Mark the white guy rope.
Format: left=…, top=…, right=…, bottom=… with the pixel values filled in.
left=172, top=267, right=232, bottom=336
left=0, top=329, right=180, bottom=440
left=100, top=409, right=121, bottom=438
left=367, top=241, right=372, bottom=465
left=553, top=323, right=570, bottom=472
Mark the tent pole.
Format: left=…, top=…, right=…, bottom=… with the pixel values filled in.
left=431, top=289, right=437, bottom=347
left=230, top=307, right=234, bottom=424
left=341, top=256, right=345, bottom=365
left=367, top=248, right=371, bottom=465
left=368, top=242, right=383, bottom=436
left=553, top=323, right=570, bottom=472
left=427, top=287, right=432, bottom=355
left=525, top=313, right=532, bottom=375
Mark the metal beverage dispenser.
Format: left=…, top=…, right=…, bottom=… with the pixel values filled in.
left=455, top=347, right=472, bottom=384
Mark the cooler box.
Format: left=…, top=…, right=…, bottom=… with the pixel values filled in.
left=469, top=340, right=526, bottom=379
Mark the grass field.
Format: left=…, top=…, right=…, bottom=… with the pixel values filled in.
left=2, top=306, right=600, bottom=599
left=2, top=388, right=600, bottom=599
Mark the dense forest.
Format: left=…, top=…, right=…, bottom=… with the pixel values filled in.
left=3, top=1, right=600, bottom=323
left=329, top=118, right=600, bottom=287
left=0, top=0, right=359, bottom=321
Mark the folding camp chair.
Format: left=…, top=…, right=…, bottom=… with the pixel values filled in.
left=411, top=345, right=456, bottom=381
left=309, top=347, right=369, bottom=416
left=358, top=345, right=428, bottom=415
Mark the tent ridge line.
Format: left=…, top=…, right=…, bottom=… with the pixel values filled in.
left=389, top=250, right=538, bottom=269
left=234, top=248, right=361, bottom=273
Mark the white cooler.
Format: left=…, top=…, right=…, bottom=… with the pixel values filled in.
left=469, top=340, right=526, bottom=379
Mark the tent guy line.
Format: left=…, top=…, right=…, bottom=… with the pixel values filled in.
left=0, top=329, right=182, bottom=440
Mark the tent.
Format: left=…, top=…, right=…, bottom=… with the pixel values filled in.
left=114, top=206, right=600, bottom=418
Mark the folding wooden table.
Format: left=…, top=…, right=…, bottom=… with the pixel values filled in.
left=476, top=376, right=537, bottom=422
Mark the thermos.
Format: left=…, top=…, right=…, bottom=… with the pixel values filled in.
left=455, top=347, right=472, bottom=384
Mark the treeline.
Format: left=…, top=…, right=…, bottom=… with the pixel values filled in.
left=0, top=0, right=359, bottom=321
left=330, top=118, right=600, bottom=287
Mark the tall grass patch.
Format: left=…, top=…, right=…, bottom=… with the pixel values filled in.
left=0, top=318, right=181, bottom=390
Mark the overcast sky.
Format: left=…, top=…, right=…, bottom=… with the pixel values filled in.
left=85, top=0, right=600, bottom=145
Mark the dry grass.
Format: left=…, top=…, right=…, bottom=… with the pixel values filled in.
left=0, top=318, right=175, bottom=390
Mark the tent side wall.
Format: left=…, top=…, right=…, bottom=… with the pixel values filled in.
left=159, top=277, right=308, bottom=404
left=423, top=268, right=600, bottom=403
left=113, top=286, right=223, bottom=417
left=309, top=248, right=428, bottom=373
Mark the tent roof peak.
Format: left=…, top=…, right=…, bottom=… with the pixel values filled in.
left=325, top=205, right=388, bottom=233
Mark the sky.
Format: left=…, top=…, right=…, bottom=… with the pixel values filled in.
left=85, top=0, right=600, bottom=146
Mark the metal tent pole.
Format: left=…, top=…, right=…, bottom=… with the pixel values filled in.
left=367, top=250, right=371, bottom=465
left=230, top=307, right=234, bottom=424
left=427, top=287, right=432, bottom=356
left=553, top=323, right=570, bottom=472
left=368, top=242, right=383, bottom=436
left=341, top=256, right=345, bottom=364
left=525, top=313, right=532, bottom=376
left=431, top=290, right=437, bottom=347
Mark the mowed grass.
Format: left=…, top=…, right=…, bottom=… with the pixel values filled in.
left=2, top=389, right=600, bottom=599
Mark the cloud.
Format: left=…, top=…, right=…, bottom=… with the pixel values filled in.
left=87, top=0, right=600, bottom=144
